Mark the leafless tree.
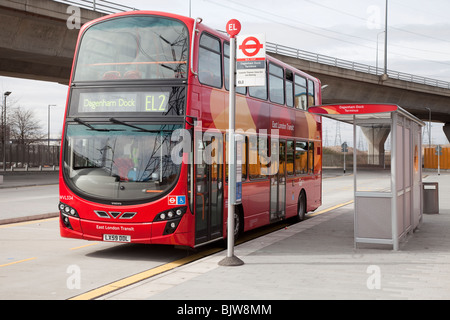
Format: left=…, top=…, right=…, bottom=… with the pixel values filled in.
left=9, top=106, right=45, bottom=145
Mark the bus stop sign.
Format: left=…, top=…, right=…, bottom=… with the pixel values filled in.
left=341, top=142, right=349, bottom=153
left=236, top=34, right=266, bottom=87
left=226, top=19, right=241, bottom=38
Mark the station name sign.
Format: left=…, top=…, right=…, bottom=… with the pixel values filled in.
left=309, top=103, right=398, bottom=115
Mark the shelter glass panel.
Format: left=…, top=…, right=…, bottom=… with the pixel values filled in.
left=355, top=117, right=392, bottom=193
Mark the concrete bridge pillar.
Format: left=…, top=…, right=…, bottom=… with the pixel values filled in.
left=361, top=127, right=391, bottom=165
left=444, top=123, right=450, bottom=143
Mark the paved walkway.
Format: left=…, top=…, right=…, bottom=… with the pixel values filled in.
left=0, top=171, right=59, bottom=224
left=101, top=172, right=450, bottom=300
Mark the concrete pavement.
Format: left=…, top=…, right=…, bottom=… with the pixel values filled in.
left=100, top=172, right=450, bottom=300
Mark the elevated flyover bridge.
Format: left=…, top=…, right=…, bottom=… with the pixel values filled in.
left=1, top=0, right=450, bottom=146
left=267, top=43, right=450, bottom=136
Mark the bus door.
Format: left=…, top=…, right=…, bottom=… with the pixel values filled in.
left=195, top=136, right=223, bottom=245
left=270, top=140, right=286, bottom=221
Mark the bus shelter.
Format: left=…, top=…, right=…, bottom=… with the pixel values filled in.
left=309, top=104, right=425, bottom=250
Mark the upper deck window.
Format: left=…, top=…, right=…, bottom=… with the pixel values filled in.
left=269, top=63, right=284, bottom=105
left=73, top=16, right=189, bottom=82
left=198, top=33, right=222, bottom=88
left=308, top=79, right=315, bottom=106
left=294, top=75, right=307, bottom=110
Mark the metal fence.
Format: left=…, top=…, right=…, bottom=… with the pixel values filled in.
left=0, top=144, right=60, bottom=170
left=323, top=152, right=391, bottom=169
left=53, top=0, right=136, bottom=14
left=424, top=146, right=450, bottom=169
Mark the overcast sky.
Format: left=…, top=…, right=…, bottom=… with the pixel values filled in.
left=1, top=0, right=449, bottom=144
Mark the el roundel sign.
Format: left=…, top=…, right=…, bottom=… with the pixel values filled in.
left=236, top=34, right=266, bottom=87
left=237, top=35, right=265, bottom=60
left=226, top=19, right=241, bottom=38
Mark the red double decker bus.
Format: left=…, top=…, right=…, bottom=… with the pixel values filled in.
left=59, top=11, right=322, bottom=247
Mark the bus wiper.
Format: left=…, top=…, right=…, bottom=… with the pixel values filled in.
left=109, top=118, right=149, bottom=132
left=74, top=118, right=121, bottom=132
left=109, top=118, right=172, bottom=133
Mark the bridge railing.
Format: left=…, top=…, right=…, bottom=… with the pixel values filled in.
left=54, top=0, right=135, bottom=14
left=266, top=42, right=450, bottom=90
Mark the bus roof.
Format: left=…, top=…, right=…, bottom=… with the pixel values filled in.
left=78, top=10, right=320, bottom=84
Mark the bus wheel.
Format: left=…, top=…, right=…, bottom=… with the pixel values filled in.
left=296, top=191, right=306, bottom=222
left=234, top=207, right=243, bottom=239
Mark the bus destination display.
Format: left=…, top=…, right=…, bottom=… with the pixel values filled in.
left=79, top=91, right=170, bottom=113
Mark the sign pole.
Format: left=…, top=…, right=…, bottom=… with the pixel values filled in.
left=435, top=145, right=442, bottom=175
left=437, top=145, right=441, bottom=176
left=344, top=151, right=346, bottom=174
left=219, top=19, right=244, bottom=267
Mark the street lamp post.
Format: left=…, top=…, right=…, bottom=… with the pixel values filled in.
left=376, top=31, right=385, bottom=75
left=384, top=0, right=388, bottom=77
left=2, top=91, right=12, bottom=171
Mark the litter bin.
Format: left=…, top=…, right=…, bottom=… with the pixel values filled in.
left=423, top=182, right=439, bottom=214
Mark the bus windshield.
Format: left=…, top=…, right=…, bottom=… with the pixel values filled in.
left=73, top=16, right=189, bottom=82
left=63, top=122, right=182, bottom=203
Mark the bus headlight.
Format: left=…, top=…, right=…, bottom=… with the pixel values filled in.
left=59, top=202, right=79, bottom=230
left=59, top=202, right=79, bottom=218
left=154, top=206, right=187, bottom=235
left=154, top=206, right=187, bottom=222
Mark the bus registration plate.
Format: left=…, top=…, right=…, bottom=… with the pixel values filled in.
left=103, top=234, right=131, bottom=243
